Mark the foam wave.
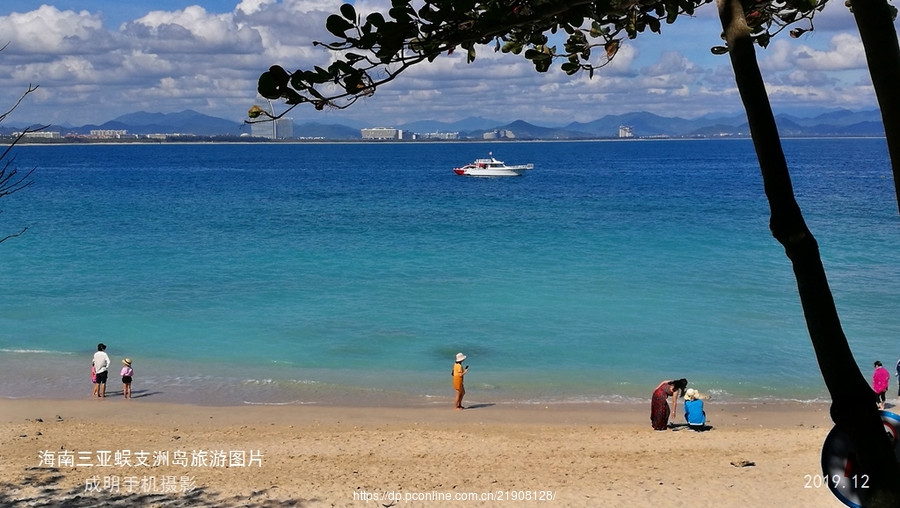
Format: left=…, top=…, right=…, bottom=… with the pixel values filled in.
left=0, top=349, right=73, bottom=355
left=241, top=378, right=322, bottom=386
left=242, top=400, right=318, bottom=405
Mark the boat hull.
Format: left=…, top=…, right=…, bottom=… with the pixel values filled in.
left=454, top=167, right=524, bottom=177
left=453, top=158, right=534, bottom=177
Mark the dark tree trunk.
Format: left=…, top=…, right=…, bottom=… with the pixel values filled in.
left=850, top=0, right=900, bottom=213
left=717, top=0, right=900, bottom=504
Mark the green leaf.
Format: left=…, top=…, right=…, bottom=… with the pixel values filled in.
left=501, top=41, right=521, bottom=54
left=283, top=89, right=303, bottom=105
left=389, top=6, right=411, bottom=22
left=268, top=65, right=290, bottom=84
left=666, top=9, right=678, bottom=24
left=561, top=62, right=579, bottom=75
left=326, top=15, right=353, bottom=38
left=257, top=71, right=283, bottom=100
left=780, top=10, right=798, bottom=23
left=358, top=33, right=377, bottom=50
left=367, top=12, right=386, bottom=27
left=340, top=3, right=356, bottom=21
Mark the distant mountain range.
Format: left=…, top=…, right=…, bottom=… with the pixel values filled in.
left=0, top=108, right=888, bottom=140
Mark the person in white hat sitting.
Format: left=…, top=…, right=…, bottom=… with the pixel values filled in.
left=683, top=388, right=706, bottom=428
left=452, top=352, right=469, bottom=409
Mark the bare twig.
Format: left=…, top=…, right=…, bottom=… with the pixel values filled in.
left=0, top=226, right=27, bottom=244
left=0, top=65, right=40, bottom=242
left=0, top=84, right=39, bottom=124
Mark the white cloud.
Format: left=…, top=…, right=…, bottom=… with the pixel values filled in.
left=762, top=33, right=866, bottom=72
left=0, top=5, right=111, bottom=55
left=123, top=6, right=264, bottom=53
left=0, top=1, right=885, bottom=127
left=119, top=51, right=176, bottom=76
left=11, top=56, right=97, bottom=82
left=236, top=0, right=277, bottom=16
left=765, top=83, right=875, bottom=109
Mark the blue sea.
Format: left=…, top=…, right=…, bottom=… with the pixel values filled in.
left=1, top=139, right=898, bottom=406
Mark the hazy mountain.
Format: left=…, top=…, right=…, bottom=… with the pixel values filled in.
left=304, top=117, right=372, bottom=130
left=805, top=121, right=884, bottom=136
left=562, top=109, right=884, bottom=137
left=807, top=109, right=880, bottom=127
left=399, top=116, right=505, bottom=133
left=3, top=108, right=887, bottom=140
left=107, top=110, right=244, bottom=136
left=566, top=111, right=705, bottom=137
left=293, top=122, right=360, bottom=139
left=469, top=120, right=592, bottom=139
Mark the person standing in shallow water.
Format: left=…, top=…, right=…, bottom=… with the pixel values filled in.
left=873, top=361, right=890, bottom=410
left=452, top=352, right=469, bottom=410
left=120, top=358, right=134, bottom=399
left=650, top=378, right=688, bottom=430
left=896, top=358, right=900, bottom=398
left=92, top=343, right=110, bottom=398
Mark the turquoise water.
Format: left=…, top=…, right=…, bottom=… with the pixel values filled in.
left=1, top=139, right=898, bottom=405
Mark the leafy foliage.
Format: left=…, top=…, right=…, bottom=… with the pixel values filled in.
left=253, top=0, right=827, bottom=119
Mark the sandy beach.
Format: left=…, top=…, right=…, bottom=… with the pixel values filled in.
left=0, top=398, right=844, bottom=507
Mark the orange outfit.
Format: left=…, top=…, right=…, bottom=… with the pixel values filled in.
left=452, top=362, right=464, bottom=390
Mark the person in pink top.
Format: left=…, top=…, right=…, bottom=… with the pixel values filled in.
left=873, top=361, right=890, bottom=410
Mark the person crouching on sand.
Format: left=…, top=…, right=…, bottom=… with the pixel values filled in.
left=121, top=358, right=134, bottom=399
left=452, top=352, right=469, bottom=409
left=650, top=378, right=688, bottom=430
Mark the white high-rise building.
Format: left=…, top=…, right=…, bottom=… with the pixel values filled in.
left=251, top=117, right=293, bottom=139
left=361, top=127, right=406, bottom=140
left=250, top=98, right=294, bottom=139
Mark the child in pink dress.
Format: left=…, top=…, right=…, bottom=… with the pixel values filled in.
left=120, top=358, right=134, bottom=399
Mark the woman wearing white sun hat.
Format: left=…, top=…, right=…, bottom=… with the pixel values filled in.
left=452, top=352, right=469, bottom=410
left=683, top=388, right=706, bottom=428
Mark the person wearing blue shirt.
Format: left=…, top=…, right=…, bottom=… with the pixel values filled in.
left=683, top=388, right=706, bottom=428
left=896, top=358, right=900, bottom=397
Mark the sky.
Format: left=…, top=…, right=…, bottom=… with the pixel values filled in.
left=0, top=0, right=892, bottom=127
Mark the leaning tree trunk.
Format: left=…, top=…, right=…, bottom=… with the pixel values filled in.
left=850, top=0, right=900, bottom=214
left=717, top=0, right=900, bottom=504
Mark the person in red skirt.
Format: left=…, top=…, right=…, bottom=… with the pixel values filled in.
left=650, top=378, right=688, bottom=430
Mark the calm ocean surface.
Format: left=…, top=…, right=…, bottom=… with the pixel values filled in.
left=1, top=139, right=898, bottom=405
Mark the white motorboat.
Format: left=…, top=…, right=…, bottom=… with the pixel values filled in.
left=453, top=154, right=534, bottom=177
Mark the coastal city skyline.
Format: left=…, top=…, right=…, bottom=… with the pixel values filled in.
left=0, top=0, right=888, bottom=128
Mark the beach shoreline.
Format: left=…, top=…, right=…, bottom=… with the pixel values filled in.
left=0, top=397, right=843, bottom=507
left=0, top=352, right=833, bottom=407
